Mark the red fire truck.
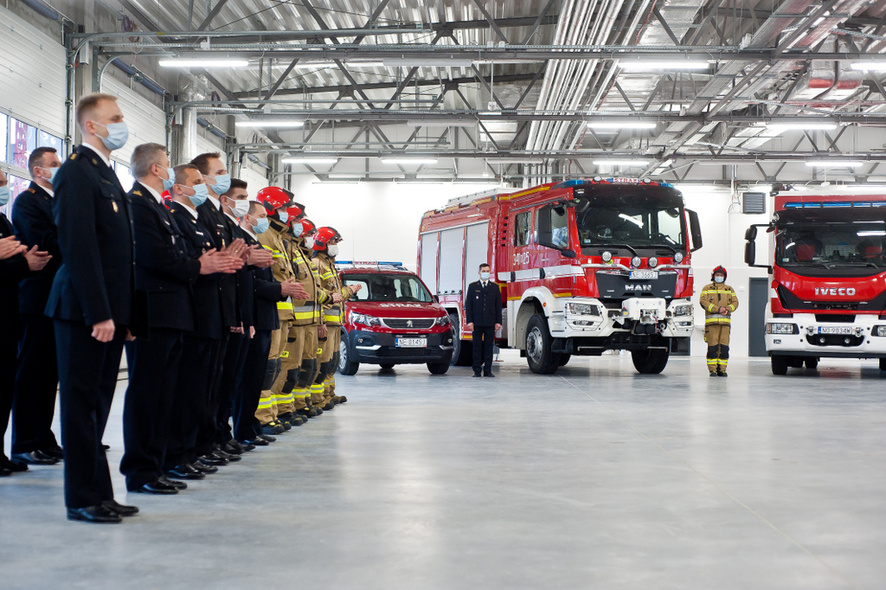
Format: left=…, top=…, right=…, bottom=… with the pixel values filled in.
left=744, top=190, right=886, bottom=375
left=418, top=178, right=703, bottom=374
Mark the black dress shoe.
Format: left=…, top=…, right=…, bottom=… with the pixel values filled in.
left=256, top=433, right=276, bottom=443
left=11, top=450, right=60, bottom=465
left=0, top=466, right=10, bottom=477
left=159, top=475, right=187, bottom=490
left=222, top=440, right=246, bottom=455
left=192, top=460, right=219, bottom=474
left=67, top=505, right=122, bottom=524
left=484, top=373, right=495, bottom=378
left=472, top=372, right=482, bottom=378
left=0, top=456, right=28, bottom=472
left=240, top=438, right=268, bottom=447
left=102, top=443, right=110, bottom=451
left=212, top=449, right=241, bottom=462
left=167, top=463, right=206, bottom=480
left=101, top=499, right=139, bottom=517
left=41, top=446, right=65, bottom=460
left=199, top=453, right=228, bottom=466
left=131, top=479, right=179, bottom=495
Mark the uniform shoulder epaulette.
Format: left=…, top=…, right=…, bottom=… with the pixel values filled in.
left=69, top=153, right=77, bottom=160
left=27, top=188, right=35, bottom=193
left=132, top=190, right=143, bottom=196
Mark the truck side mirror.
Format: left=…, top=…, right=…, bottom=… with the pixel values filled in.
left=745, top=226, right=757, bottom=241
left=687, top=209, right=703, bottom=252
left=561, top=249, right=577, bottom=259
left=744, top=240, right=756, bottom=265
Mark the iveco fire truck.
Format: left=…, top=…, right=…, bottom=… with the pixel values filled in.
left=745, top=191, right=886, bottom=375
left=418, top=178, right=703, bottom=375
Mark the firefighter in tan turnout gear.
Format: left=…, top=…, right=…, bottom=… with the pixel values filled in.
left=312, top=227, right=361, bottom=408
left=699, top=265, right=739, bottom=377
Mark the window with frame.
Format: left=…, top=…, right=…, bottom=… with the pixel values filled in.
left=514, top=211, right=531, bottom=246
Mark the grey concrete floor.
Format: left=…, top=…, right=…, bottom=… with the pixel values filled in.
left=2, top=352, right=886, bottom=590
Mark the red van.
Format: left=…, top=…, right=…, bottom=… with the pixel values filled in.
left=337, top=263, right=455, bottom=375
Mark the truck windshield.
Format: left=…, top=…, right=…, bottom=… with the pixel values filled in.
left=574, top=186, right=686, bottom=252
left=776, top=222, right=886, bottom=271
left=341, top=273, right=434, bottom=303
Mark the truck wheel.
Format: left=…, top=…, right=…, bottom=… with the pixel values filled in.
left=630, top=348, right=669, bottom=374
left=525, top=314, right=561, bottom=374
left=880, top=358, right=886, bottom=371
left=338, top=331, right=359, bottom=376
left=804, top=357, right=818, bottom=370
left=379, top=363, right=395, bottom=370
left=450, top=314, right=473, bottom=366
left=558, top=354, right=572, bottom=367
left=771, top=355, right=788, bottom=375
left=427, top=361, right=450, bottom=375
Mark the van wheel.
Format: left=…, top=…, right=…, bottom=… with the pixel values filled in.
left=525, top=314, right=561, bottom=374
left=338, top=331, right=359, bottom=376
left=771, top=355, right=788, bottom=375
left=631, top=347, right=669, bottom=374
left=450, top=314, right=473, bottom=366
left=804, top=357, right=818, bottom=370
left=427, top=361, right=450, bottom=375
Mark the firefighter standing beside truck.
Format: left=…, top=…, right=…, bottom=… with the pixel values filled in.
left=699, top=266, right=739, bottom=377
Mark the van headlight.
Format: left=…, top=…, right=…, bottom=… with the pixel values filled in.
left=435, top=314, right=452, bottom=327
left=350, top=312, right=381, bottom=327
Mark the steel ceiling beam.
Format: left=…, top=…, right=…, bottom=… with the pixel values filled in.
left=196, top=0, right=229, bottom=32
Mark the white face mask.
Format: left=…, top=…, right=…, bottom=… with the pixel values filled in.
left=229, top=198, right=250, bottom=218
left=327, top=244, right=339, bottom=257
left=304, top=236, right=315, bottom=249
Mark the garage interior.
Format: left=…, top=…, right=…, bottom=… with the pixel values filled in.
left=2, top=0, right=886, bottom=588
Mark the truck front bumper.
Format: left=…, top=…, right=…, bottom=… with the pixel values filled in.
left=765, top=313, right=886, bottom=358
left=548, top=297, right=694, bottom=340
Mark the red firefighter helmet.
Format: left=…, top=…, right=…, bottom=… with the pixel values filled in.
left=313, top=226, right=341, bottom=251
left=299, top=218, right=316, bottom=236
left=286, top=202, right=306, bottom=224
left=255, top=186, right=292, bottom=211
left=711, top=265, right=727, bottom=280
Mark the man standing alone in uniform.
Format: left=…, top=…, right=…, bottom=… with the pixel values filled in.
left=699, top=265, right=739, bottom=377
left=465, top=263, right=502, bottom=378
left=46, top=93, right=139, bottom=522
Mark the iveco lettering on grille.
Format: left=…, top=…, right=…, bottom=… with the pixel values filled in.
left=814, top=287, right=857, bottom=296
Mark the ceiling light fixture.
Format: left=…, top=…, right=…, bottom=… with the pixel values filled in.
left=235, top=120, right=305, bottom=128
left=765, top=122, right=837, bottom=131
left=592, top=159, right=650, bottom=166
left=159, top=58, right=248, bottom=68
left=619, top=61, right=709, bottom=71
left=804, top=160, right=864, bottom=167
left=282, top=157, right=339, bottom=165
left=381, top=158, right=439, bottom=165
left=383, top=58, right=473, bottom=67
left=406, top=119, right=476, bottom=128
left=586, top=121, right=657, bottom=130
left=850, top=62, right=886, bottom=71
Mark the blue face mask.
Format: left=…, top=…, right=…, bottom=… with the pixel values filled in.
left=187, top=183, right=209, bottom=208
left=714, top=276, right=725, bottom=284
left=278, top=210, right=289, bottom=224
left=40, top=166, right=60, bottom=184
left=0, top=186, right=10, bottom=207
left=254, top=217, right=270, bottom=234
left=160, top=167, right=175, bottom=191
left=291, top=220, right=303, bottom=237
left=211, top=173, right=231, bottom=196
left=93, top=121, right=129, bottom=151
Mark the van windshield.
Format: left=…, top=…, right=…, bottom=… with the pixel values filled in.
left=341, top=273, right=434, bottom=303
left=574, top=185, right=686, bottom=252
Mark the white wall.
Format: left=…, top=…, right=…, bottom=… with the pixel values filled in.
left=292, top=179, right=504, bottom=269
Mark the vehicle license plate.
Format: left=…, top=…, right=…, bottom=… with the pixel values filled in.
left=396, top=337, right=427, bottom=348
left=817, top=326, right=852, bottom=335
left=629, top=270, right=658, bottom=280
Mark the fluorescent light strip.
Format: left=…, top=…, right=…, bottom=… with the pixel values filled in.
left=850, top=62, right=886, bottom=71
left=586, top=122, right=657, bottom=130
left=235, top=120, right=305, bottom=128
left=805, top=160, right=864, bottom=167
left=159, top=58, right=248, bottom=68
left=592, top=160, right=650, bottom=166
left=282, top=158, right=339, bottom=165
left=406, top=120, right=476, bottom=128
left=619, top=61, right=709, bottom=71
left=381, top=158, right=439, bottom=165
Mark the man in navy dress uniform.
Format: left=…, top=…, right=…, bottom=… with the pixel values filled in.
left=464, top=263, right=502, bottom=378
left=45, top=93, right=139, bottom=523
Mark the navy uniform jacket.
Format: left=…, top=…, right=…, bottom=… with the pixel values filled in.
left=0, top=214, right=29, bottom=340
left=229, top=222, right=255, bottom=329
left=128, top=182, right=200, bottom=335
left=198, top=200, right=238, bottom=328
left=242, top=230, right=282, bottom=332
left=168, top=201, right=223, bottom=340
left=12, top=182, right=61, bottom=315
left=464, top=280, right=503, bottom=327
left=45, top=145, right=133, bottom=327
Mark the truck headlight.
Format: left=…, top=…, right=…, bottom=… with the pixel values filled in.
left=672, top=304, right=692, bottom=317
left=766, top=322, right=799, bottom=335
left=674, top=252, right=684, bottom=263
left=566, top=302, right=601, bottom=316
left=350, top=312, right=381, bottom=327
left=873, top=325, right=886, bottom=337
